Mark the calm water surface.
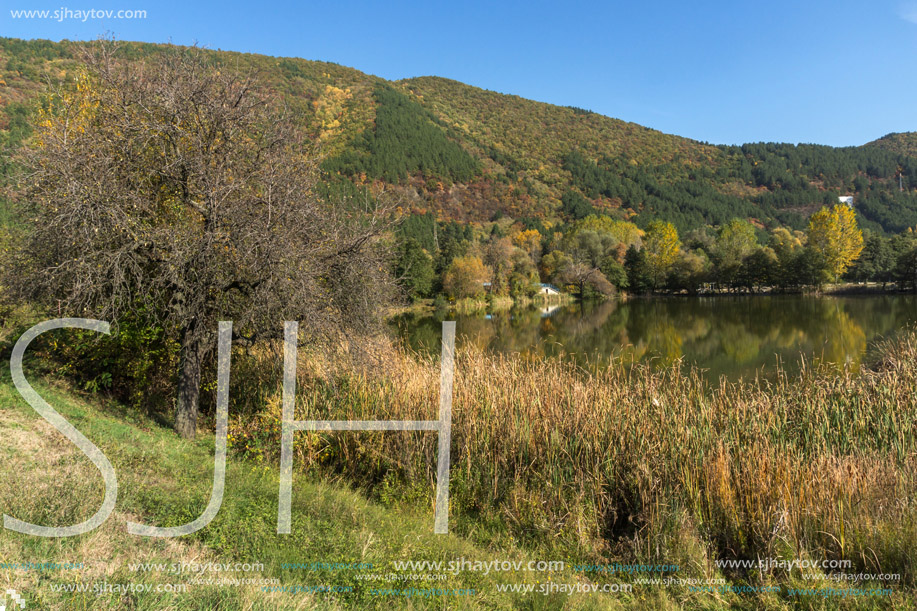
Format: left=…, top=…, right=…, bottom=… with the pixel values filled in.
left=392, top=295, right=917, bottom=381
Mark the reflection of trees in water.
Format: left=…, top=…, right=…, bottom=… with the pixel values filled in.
left=717, top=323, right=761, bottom=363
left=546, top=300, right=630, bottom=366
left=809, top=300, right=867, bottom=372
left=488, top=308, right=543, bottom=356
left=390, top=313, right=443, bottom=355
left=392, top=295, right=917, bottom=380
left=632, top=320, right=684, bottom=367
left=670, top=297, right=870, bottom=376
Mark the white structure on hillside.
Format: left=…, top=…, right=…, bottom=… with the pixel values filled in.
left=838, top=195, right=854, bottom=207
left=539, top=283, right=562, bottom=296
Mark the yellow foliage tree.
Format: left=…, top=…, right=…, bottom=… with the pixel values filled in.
left=643, top=220, right=680, bottom=289
left=443, top=255, right=490, bottom=299
left=34, top=70, right=100, bottom=148
left=806, top=204, right=864, bottom=283
left=574, top=215, right=643, bottom=247
left=312, top=84, right=352, bottom=142
left=512, top=228, right=541, bottom=258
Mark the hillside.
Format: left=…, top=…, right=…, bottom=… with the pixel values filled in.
left=2, top=37, right=917, bottom=233
left=867, top=132, right=917, bottom=158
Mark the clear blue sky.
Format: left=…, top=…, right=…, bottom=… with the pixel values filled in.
left=4, top=0, right=917, bottom=146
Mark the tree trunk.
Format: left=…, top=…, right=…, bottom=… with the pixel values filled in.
left=175, top=324, right=205, bottom=439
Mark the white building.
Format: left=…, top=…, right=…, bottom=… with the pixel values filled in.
left=539, top=283, right=562, bottom=296
left=838, top=196, right=854, bottom=207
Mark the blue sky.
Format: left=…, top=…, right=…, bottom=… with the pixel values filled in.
left=3, top=0, right=917, bottom=146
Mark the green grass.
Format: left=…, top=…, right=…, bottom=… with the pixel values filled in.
left=0, top=362, right=636, bottom=610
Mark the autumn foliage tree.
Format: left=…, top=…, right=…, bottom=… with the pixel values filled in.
left=6, top=43, right=394, bottom=438
left=442, top=255, right=489, bottom=299
left=642, top=220, right=681, bottom=290
left=512, top=228, right=542, bottom=260
left=713, top=218, right=758, bottom=287
left=806, top=204, right=865, bottom=283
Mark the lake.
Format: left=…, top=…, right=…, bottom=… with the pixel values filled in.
left=392, top=294, right=917, bottom=381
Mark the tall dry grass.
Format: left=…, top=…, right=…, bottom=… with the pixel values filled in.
left=228, top=329, right=917, bottom=583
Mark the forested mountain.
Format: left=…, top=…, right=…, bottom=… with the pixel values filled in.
left=2, top=36, right=917, bottom=234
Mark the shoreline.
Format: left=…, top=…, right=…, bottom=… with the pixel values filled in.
left=388, top=283, right=913, bottom=318
left=626, top=282, right=913, bottom=299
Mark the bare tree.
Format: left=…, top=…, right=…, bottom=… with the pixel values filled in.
left=560, top=262, right=614, bottom=297
left=5, top=42, right=394, bottom=438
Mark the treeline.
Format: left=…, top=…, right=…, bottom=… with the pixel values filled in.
left=563, top=150, right=780, bottom=230
left=563, top=143, right=917, bottom=235
left=393, top=202, right=917, bottom=303
left=6, top=37, right=917, bottom=234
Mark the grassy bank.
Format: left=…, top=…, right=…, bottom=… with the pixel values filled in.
left=0, top=363, right=624, bottom=610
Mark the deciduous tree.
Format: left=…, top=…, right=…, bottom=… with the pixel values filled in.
left=6, top=43, right=394, bottom=438
left=806, top=204, right=864, bottom=283
left=642, top=220, right=680, bottom=290
left=713, top=219, right=758, bottom=288
left=442, top=255, right=489, bottom=299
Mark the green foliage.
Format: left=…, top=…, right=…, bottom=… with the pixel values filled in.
left=435, top=220, right=472, bottom=273
left=6, top=37, right=917, bottom=300
left=432, top=293, right=449, bottom=312
left=32, top=311, right=178, bottom=415
left=563, top=150, right=768, bottom=231
left=847, top=231, right=897, bottom=284
left=394, top=238, right=435, bottom=300
left=894, top=245, right=917, bottom=290
left=563, top=229, right=615, bottom=268
left=727, top=142, right=917, bottom=232
left=668, top=249, right=710, bottom=293
left=324, top=85, right=479, bottom=183
left=738, top=247, right=778, bottom=290
left=396, top=212, right=437, bottom=253
left=539, top=250, right=572, bottom=284
left=0, top=102, right=32, bottom=154
left=713, top=219, right=758, bottom=286
left=560, top=189, right=595, bottom=219
left=4, top=37, right=917, bottom=237
left=0, top=102, right=33, bottom=234
left=600, top=255, right=628, bottom=289
left=314, top=174, right=372, bottom=206
left=624, top=245, right=652, bottom=294
left=563, top=142, right=917, bottom=235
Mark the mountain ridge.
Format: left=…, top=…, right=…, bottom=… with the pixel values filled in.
left=1, top=37, right=917, bottom=232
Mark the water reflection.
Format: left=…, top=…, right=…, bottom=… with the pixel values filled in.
left=392, top=295, right=917, bottom=381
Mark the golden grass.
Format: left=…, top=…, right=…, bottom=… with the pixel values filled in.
left=229, top=330, right=917, bottom=584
